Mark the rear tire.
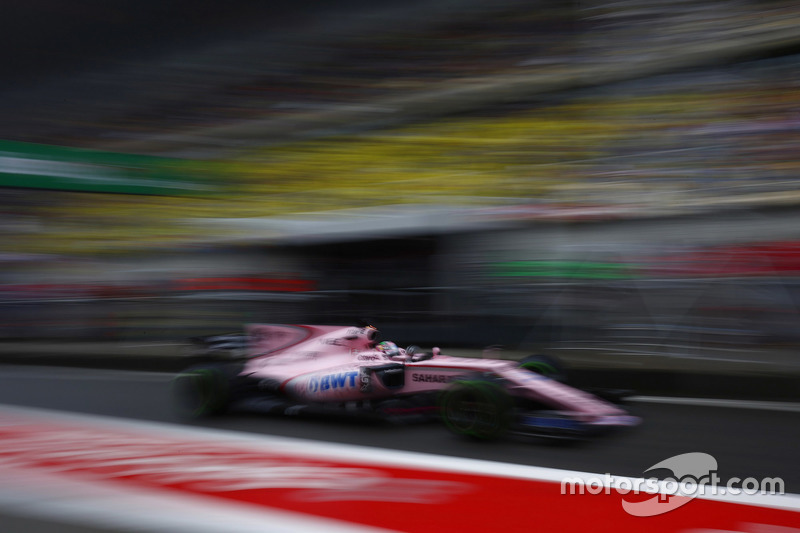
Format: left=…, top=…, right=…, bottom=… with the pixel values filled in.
left=172, top=364, right=236, bottom=417
left=439, top=380, right=513, bottom=440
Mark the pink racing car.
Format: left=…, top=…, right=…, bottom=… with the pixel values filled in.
left=174, top=324, right=640, bottom=439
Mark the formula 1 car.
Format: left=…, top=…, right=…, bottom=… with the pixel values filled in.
left=174, top=324, right=640, bottom=440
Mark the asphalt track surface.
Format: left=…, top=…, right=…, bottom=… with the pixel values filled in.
left=1, top=365, right=798, bottom=495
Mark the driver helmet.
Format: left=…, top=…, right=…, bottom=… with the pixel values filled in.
left=376, top=341, right=400, bottom=357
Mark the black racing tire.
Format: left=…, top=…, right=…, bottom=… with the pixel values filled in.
left=519, top=354, right=567, bottom=382
left=172, top=363, right=238, bottom=417
left=439, top=380, right=513, bottom=440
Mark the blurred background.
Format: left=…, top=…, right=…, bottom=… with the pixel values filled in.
left=1, top=0, right=799, bottom=392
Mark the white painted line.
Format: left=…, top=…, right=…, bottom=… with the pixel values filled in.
left=629, top=396, right=800, bottom=413
left=122, top=342, right=188, bottom=348
left=0, top=466, right=396, bottom=533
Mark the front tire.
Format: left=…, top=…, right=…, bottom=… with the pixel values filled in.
left=439, top=380, right=513, bottom=440
left=520, top=354, right=567, bottom=382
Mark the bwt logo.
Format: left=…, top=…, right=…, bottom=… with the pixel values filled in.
left=308, top=372, right=358, bottom=393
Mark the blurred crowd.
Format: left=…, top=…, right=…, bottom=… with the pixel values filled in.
left=1, top=2, right=797, bottom=251
left=2, top=1, right=800, bottom=354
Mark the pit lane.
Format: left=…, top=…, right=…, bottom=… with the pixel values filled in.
left=0, top=364, right=797, bottom=494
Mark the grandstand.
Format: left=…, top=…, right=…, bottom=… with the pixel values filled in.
left=2, top=0, right=800, bottom=254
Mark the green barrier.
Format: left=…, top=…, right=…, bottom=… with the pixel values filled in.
left=0, top=140, right=219, bottom=196
left=490, top=260, right=634, bottom=280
